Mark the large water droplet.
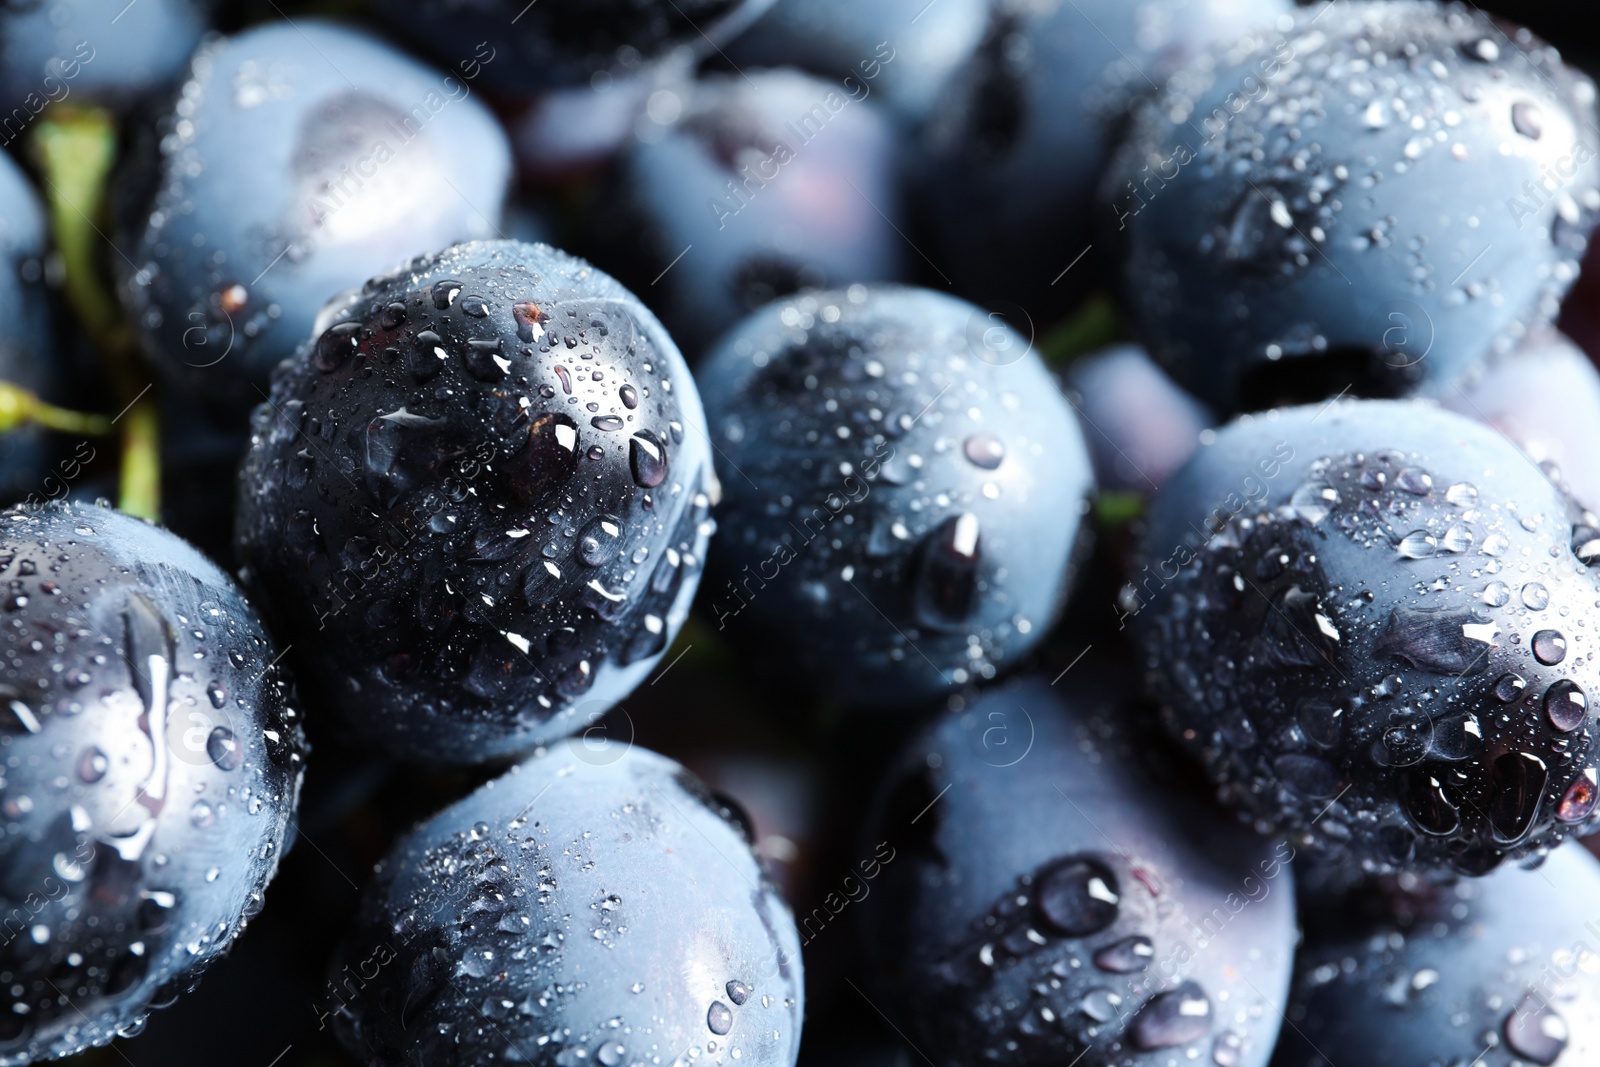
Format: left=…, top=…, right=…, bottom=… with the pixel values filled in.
left=1532, top=630, right=1567, bottom=665
left=1544, top=681, right=1588, bottom=732
left=1401, top=770, right=1459, bottom=835
left=1522, top=582, right=1550, bottom=610
left=1511, top=101, right=1544, bottom=140
left=1298, top=698, right=1343, bottom=748
left=1494, top=673, right=1527, bottom=702
left=707, top=1001, right=733, bottom=1036
left=962, top=433, right=1005, bottom=470
left=577, top=516, right=623, bottom=567
left=1489, top=751, right=1548, bottom=842
left=1131, top=981, right=1213, bottom=1050
left=1430, top=713, right=1483, bottom=760
left=1558, top=769, right=1599, bottom=822
left=1395, top=468, right=1433, bottom=495
left=1035, top=856, right=1119, bottom=936
left=1374, top=606, right=1494, bottom=675
left=912, top=513, right=982, bottom=630
left=628, top=429, right=668, bottom=488
left=511, top=413, right=581, bottom=502
left=1504, top=993, right=1567, bottom=1065
left=1093, top=935, right=1153, bottom=973
left=1396, top=530, right=1436, bottom=559
left=207, top=727, right=242, bottom=771
left=1289, top=481, right=1339, bottom=524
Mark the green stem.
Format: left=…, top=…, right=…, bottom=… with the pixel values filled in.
left=30, top=105, right=160, bottom=521
left=1041, top=293, right=1122, bottom=366
left=119, top=400, right=160, bottom=522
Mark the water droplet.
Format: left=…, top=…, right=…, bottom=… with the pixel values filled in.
left=1532, top=630, right=1568, bottom=665
left=207, top=727, right=241, bottom=771
left=1574, top=525, right=1600, bottom=565
left=1483, top=581, right=1511, bottom=607
left=463, top=338, right=508, bottom=381
left=1058, top=986, right=1113, bottom=1023
left=1401, top=770, right=1459, bottom=835
left=513, top=301, right=544, bottom=342
left=432, top=279, right=463, bottom=309
left=1441, top=525, right=1474, bottom=553
left=569, top=518, right=622, bottom=569
left=1298, top=698, right=1343, bottom=747
left=1511, top=101, right=1544, bottom=139
left=511, top=413, right=581, bottom=502
left=619, top=384, right=638, bottom=409
left=1397, top=530, right=1436, bottom=559
left=1557, top=769, right=1599, bottom=822
left=1446, top=482, right=1478, bottom=506
left=1544, top=681, right=1588, bottom=732
left=314, top=321, right=361, bottom=373
left=1482, top=533, right=1510, bottom=557
left=707, top=1001, right=733, bottom=1036
left=912, top=513, right=982, bottom=630
left=190, top=800, right=215, bottom=828
left=77, top=746, right=108, bottom=782
left=592, top=414, right=625, bottom=432
left=1035, top=856, right=1119, bottom=936
left=1093, top=935, right=1154, bottom=973
left=725, top=979, right=751, bottom=1006
left=1431, top=712, right=1485, bottom=760
left=1374, top=606, right=1494, bottom=675
left=1494, top=673, right=1527, bottom=702
left=962, top=433, right=1005, bottom=470
left=1395, top=468, right=1433, bottom=495
left=1489, top=751, right=1548, bottom=842
left=1131, top=981, right=1213, bottom=1050
left=1504, top=993, right=1567, bottom=1065
left=1522, top=583, right=1550, bottom=610
left=628, top=430, right=669, bottom=488
left=1289, top=481, right=1339, bottom=524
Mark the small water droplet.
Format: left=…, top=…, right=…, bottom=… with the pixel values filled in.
left=962, top=433, right=1005, bottom=470
left=207, top=727, right=241, bottom=771
left=1511, top=101, right=1544, bottom=139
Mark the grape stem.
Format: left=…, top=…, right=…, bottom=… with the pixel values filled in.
left=29, top=105, right=160, bottom=522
